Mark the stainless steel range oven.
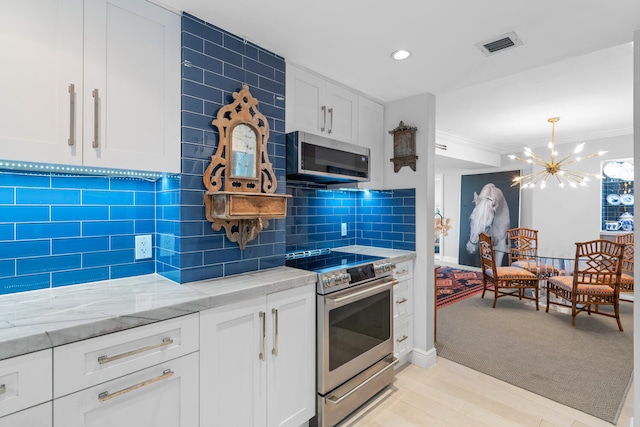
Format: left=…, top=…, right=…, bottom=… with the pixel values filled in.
left=286, top=249, right=398, bottom=427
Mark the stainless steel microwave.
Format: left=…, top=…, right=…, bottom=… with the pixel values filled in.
left=286, top=131, right=370, bottom=184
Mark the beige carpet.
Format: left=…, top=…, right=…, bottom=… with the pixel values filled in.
left=435, top=295, right=633, bottom=424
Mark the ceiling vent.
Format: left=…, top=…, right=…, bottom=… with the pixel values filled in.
left=476, top=31, right=523, bottom=56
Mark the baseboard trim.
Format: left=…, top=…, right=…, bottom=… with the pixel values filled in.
left=409, top=347, right=437, bottom=369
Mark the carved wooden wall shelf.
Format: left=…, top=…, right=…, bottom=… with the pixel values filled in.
left=203, top=84, right=290, bottom=249
left=389, top=121, right=418, bottom=172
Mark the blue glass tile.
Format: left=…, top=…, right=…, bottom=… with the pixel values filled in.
left=178, top=252, right=202, bottom=268
left=83, top=250, right=132, bottom=267
left=182, top=32, right=203, bottom=52
left=181, top=174, right=206, bottom=191
left=0, top=240, right=49, bottom=260
left=0, top=206, right=49, bottom=222
left=17, top=254, right=81, bottom=275
left=182, top=15, right=222, bottom=45
left=182, top=95, right=203, bottom=113
left=204, top=71, right=242, bottom=94
left=110, top=206, right=154, bottom=220
left=0, top=224, right=13, bottom=241
left=182, top=49, right=223, bottom=77
left=182, top=111, right=215, bottom=132
left=51, top=205, right=108, bottom=222
left=0, top=260, right=14, bottom=277
left=135, top=220, right=155, bottom=234
left=225, top=259, right=259, bottom=276
left=180, top=264, right=223, bottom=284
left=222, top=33, right=243, bottom=52
left=52, top=175, right=109, bottom=190
left=0, top=172, right=50, bottom=188
left=259, top=255, right=284, bottom=270
left=135, top=192, right=155, bottom=206
left=393, top=224, right=415, bottom=233
left=163, top=205, right=181, bottom=220
left=83, top=221, right=134, bottom=236
left=52, top=267, right=109, bottom=288
left=203, top=247, right=241, bottom=265
left=82, top=190, right=133, bottom=205
left=53, top=236, right=109, bottom=254
left=158, top=268, right=181, bottom=283
left=182, top=127, right=205, bottom=145
left=257, top=49, right=285, bottom=72
left=205, top=42, right=243, bottom=67
left=243, top=244, right=274, bottom=259
left=0, top=187, right=14, bottom=203
left=223, top=63, right=244, bottom=82
left=393, top=241, right=416, bottom=251
left=17, top=222, right=80, bottom=240
left=182, top=64, right=204, bottom=83
left=111, top=235, right=134, bottom=250
left=393, top=206, right=414, bottom=215
left=0, top=274, right=50, bottom=295
left=111, top=262, right=155, bottom=279
left=181, top=235, right=224, bottom=252
left=110, top=178, right=155, bottom=192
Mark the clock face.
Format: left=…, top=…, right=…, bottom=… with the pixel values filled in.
left=231, top=124, right=258, bottom=178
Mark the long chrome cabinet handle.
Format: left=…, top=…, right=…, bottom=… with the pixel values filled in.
left=92, top=88, right=99, bottom=148
left=327, top=358, right=398, bottom=405
left=98, top=337, right=173, bottom=365
left=396, top=335, right=409, bottom=343
left=98, top=369, right=173, bottom=402
left=0, top=384, right=5, bottom=394
left=259, top=311, right=266, bottom=361
left=272, top=308, right=279, bottom=356
left=396, top=298, right=408, bottom=304
left=68, top=84, right=75, bottom=146
left=320, top=105, right=326, bottom=132
left=327, top=107, right=333, bottom=134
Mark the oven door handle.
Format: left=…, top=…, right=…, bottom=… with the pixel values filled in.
left=325, top=279, right=398, bottom=307
left=326, top=357, right=398, bottom=405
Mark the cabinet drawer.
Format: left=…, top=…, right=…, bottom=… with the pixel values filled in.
left=0, top=402, right=51, bottom=427
left=0, top=349, right=52, bottom=418
left=393, top=280, right=412, bottom=320
left=393, top=260, right=413, bottom=281
left=394, top=316, right=413, bottom=361
left=54, top=313, right=198, bottom=398
left=54, top=351, right=198, bottom=427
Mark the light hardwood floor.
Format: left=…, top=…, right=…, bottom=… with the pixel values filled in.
left=340, top=357, right=633, bottom=427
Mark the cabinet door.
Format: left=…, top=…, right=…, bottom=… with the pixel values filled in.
left=285, top=64, right=325, bottom=136
left=0, top=349, right=52, bottom=418
left=357, top=96, right=384, bottom=189
left=0, top=0, right=83, bottom=165
left=200, top=297, right=267, bottom=427
left=325, top=82, right=358, bottom=144
left=53, top=352, right=198, bottom=427
left=266, top=285, right=315, bottom=427
left=0, top=402, right=51, bottom=427
left=83, top=0, right=180, bottom=173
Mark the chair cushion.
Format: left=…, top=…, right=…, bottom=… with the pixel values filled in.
left=512, top=260, right=559, bottom=274
left=547, top=275, right=615, bottom=294
left=486, top=266, right=537, bottom=280
left=620, top=273, right=633, bottom=292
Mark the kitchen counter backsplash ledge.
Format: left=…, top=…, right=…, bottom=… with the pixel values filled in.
left=0, top=247, right=414, bottom=360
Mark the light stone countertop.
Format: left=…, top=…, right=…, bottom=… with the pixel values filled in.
left=0, top=246, right=414, bottom=361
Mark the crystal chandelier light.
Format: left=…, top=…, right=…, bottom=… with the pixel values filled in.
left=509, top=117, right=607, bottom=189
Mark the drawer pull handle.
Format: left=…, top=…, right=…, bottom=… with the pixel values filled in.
left=321, top=105, right=326, bottom=132
left=327, top=107, right=333, bottom=134
left=92, top=88, right=99, bottom=148
left=396, top=298, right=408, bottom=304
left=259, top=311, right=266, bottom=361
left=68, top=83, right=75, bottom=146
left=396, top=268, right=408, bottom=275
left=98, top=369, right=173, bottom=402
left=0, top=384, right=5, bottom=394
left=98, top=337, right=173, bottom=365
left=272, top=308, right=279, bottom=356
left=397, top=335, right=409, bottom=343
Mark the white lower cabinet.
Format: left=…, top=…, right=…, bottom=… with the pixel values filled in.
left=200, top=284, right=315, bottom=427
left=52, top=314, right=200, bottom=427
left=0, top=349, right=52, bottom=421
left=53, top=352, right=198, bottom=427
left=393, top=260, right=414, bottom=367
left=0, top=402, right=52, bottom=427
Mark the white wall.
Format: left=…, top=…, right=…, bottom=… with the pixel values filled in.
left=437, top=133, right=632, bottom=262
left=384, top=92, right=437, bottom=368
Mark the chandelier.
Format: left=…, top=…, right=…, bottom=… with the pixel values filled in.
left=509, top=117, right=607, bottom=189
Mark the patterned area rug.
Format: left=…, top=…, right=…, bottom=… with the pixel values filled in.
left=436, top=266, right=484, bottom=308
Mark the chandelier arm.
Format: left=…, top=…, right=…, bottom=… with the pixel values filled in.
left=510, top=155, right=549, bottom=168
left=554, top=153, right=577, bottom=166
left=560, top=152, right=602, bottom=167
left=525, top=151, right=550, bottom=165
left=516, top=169, right=550, bottom=186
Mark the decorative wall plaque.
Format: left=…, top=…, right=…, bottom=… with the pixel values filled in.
left=203, top=84, right=290, bottom=249
left=389, top=121, right=418, bottom=172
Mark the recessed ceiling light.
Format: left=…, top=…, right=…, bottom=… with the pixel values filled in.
left=391, top=49, right=411, bottom=60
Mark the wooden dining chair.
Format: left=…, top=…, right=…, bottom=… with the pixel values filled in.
left=507, top=227, right=558, bottom=275
left=546, top=239, right=625, bottom=330
left=616, top=233, right=634, bottom=298
left=479, top=232, right=540, bottom=309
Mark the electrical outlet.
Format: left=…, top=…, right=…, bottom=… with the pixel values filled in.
left=341, top=223, right=347, bottom=237
left=135, top=234, right=153, bottom=260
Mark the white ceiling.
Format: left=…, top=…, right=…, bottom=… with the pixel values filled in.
left=151, top=0, right=638, bottom=157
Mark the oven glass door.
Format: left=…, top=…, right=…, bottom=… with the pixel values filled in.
left=329, top=289, right=390, bottom=371
left=319, top=278, right=393, bottom=394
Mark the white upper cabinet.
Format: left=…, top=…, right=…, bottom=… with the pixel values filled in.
left=357, top=96, right=385, bottom=190
left=286, top=63, right=358, bottom=144
left=0, top=0, right=181, bottom=173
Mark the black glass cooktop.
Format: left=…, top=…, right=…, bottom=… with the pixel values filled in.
left=285, top=249, right=384, bottom=274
